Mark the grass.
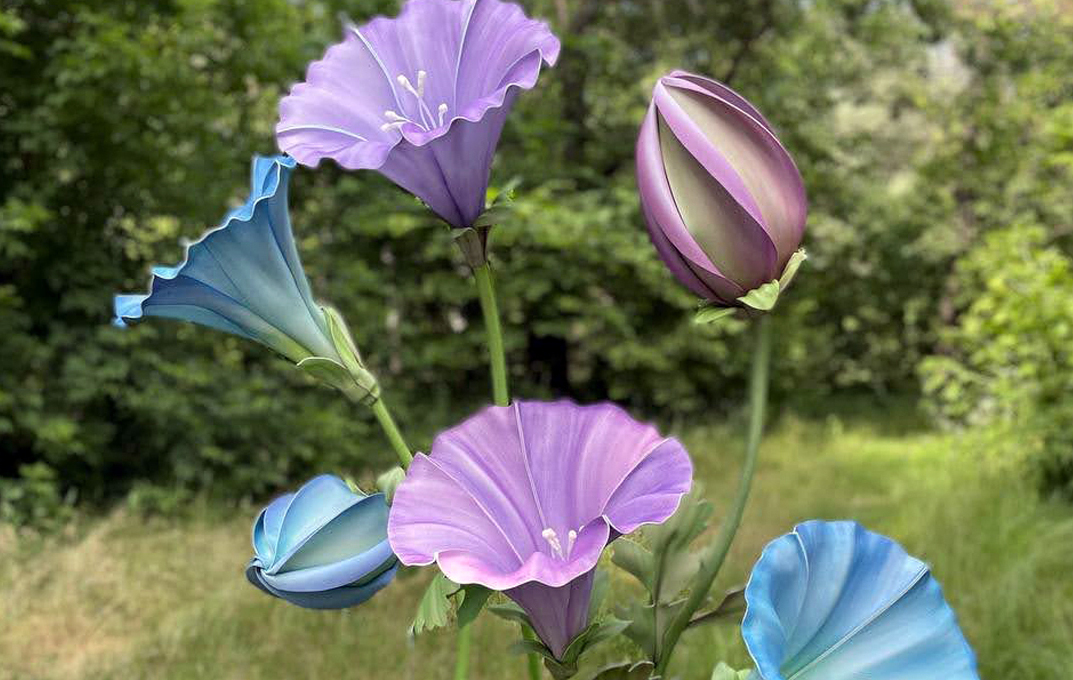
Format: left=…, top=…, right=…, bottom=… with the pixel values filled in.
left=2, top=408, right=1071, bottom=680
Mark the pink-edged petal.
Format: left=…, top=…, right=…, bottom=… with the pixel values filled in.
left=436, top=519, right=608, bottom=590
left=637, top=105, right=755, bottom=298
left=603, top=438, right=693, bottom=535
left=276, top=30, right=401, bottom=169
left=454, top=0, right=560, bottom=119
left=660, top=77, right=807, bottom=269
left=387, top=453, right=525, bottom=572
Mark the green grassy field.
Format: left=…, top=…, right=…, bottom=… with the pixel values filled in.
left=2, top=410, right=1072, bottom=680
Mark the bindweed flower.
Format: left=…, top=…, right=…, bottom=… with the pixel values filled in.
left=742, top=520, right=979, bottom=680
left=246, top=475, right=399, bottom=610
left=636, top=71, right=808, bottom=310
left=276, top=0, right=560, bottom=228
left=387, top=400, right=692, bottom=659
left=114, top=155, right=379, bottom=403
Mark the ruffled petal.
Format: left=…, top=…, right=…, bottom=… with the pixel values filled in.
left=113, top=156, right=335, bottom=362
left=742, top=521, right=979, bottom=680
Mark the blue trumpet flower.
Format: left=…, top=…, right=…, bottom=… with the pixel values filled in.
left=742, top=520, right=979, bottom=680
left=114, top=155, right=379, bottom=401
left=246, top=474, right=399, bottom=610
left=115, top=155, right=337, bottom=363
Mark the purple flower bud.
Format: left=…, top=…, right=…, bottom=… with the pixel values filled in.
left=636, top=71, right=807, bottom=307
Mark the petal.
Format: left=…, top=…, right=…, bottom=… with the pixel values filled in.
left=114, top=156, right=335, bottom=362
left=272, top=475, right=365, bottom=569
left=454, top=0, right=560, bottom=116
left=387, top=453, right=528, bottom=573
left=742, top=521, right=979, bottom=680
left=508, top=568, right=596, bottom=659
left=636, top=105, right=749, bottom=302
left=602, top=438, right=693, bottom=535
left=661, top=77, right=807, bottom=269
left=276, top=495, right=392, bottom=581
left=266, top=541, right=396, bottom=593
left=252, top=491, right=295, bottom=563
left=666, top=71, right=776, bottom=135
left=654, top=86, right=779, bottom=288
left=276, top=29, right=401, bottom=169
left=249, top=561, right=399, bottom=610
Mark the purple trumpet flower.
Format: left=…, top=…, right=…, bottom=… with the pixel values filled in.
left=387, top=400, right=693, bottom=659
left=276, top=0, right=560, bottom=228
left=636, top=71, right=808, bottom=307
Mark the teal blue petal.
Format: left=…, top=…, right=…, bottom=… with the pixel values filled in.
left=742, top=521, right=979, bottom=680
left=113, top=155, right=336, bottom=363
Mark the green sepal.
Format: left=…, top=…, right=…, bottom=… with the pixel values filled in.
left=375, top=467, right=405, bottom=505
left=737, top=280, right=781, bottom=311
left=688, top=586, right=746, bottom=628
left=322, top=305, right=365, bottom=376
left=589, top=568, right=610, bottom=621
left=409, top=572, right=460, bottom=636
left=509, top=638, right=556, bottom=660
left=710, top=662, right=752, bottom=680
left=488, top=602, right=533, bottom=626
left=778, top=249, right=807, bottom=290
left=735, top=248, right=808, bottom=313
left=694, top=306, right=737, bottom=325
left=592, top=660, right=658, bottom=680
left=453, top=227, right=489, bottom=268
left=296, top=356, right=380, bottom=406
left=473, top=204, right=514, bottom=228
left=456, top=584, right=493, bottom=627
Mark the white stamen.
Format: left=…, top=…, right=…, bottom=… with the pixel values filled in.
left=380, top=121, right=407, bottom=132
left=542, top=528, right=564, bottom=557
left=566, top=529, right=577, bottom=557
left=397, top=74, right=419, bottom=98
left=437, top=103, right=449, bottom=127
left=416, top=70, right=428, bottom=97
left=384, top=110, right=406, bottom=122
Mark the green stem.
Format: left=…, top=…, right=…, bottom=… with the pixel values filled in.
left=654, top=315, right=772, bottom=676
left=472, top=262, right=509, bottom=406
left=522, top=626, right=544, bottom=679
left=454, top=621, right=473, bottom=680
left=370, top=398, right=413, bottom=469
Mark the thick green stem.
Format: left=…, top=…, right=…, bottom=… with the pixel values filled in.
left=522, top=626, right=544, bottom=679
left=654, top=315, right=772, bottom=676
left=472, top=262, right=509, bottom=406
left=454, top=621, right=473, bottom=680
left=370, top=398, right=413, bottom=469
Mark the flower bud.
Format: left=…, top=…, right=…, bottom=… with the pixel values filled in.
left=246, top=475, right=398, bottom=610
left=636, top=71, right=807, bottom=309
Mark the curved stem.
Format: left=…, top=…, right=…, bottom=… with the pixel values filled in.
left=454, top=621, right=473, bottom=680
left=654, top=315, right=772, bottom=675
left=472, top=262, right=509, bottom=406
left=371, top=398, right=413, bottom=469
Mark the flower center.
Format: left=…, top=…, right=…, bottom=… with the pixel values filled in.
left=541, top=528, right=579, bottom=560
left=381, top=70, right=449, bottom=133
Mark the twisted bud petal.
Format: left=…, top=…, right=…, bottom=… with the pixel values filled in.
left=637, top=71, right=807, bottom=308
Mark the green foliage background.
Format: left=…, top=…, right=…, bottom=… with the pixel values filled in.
left=2, top=0, right=1072, bottom=517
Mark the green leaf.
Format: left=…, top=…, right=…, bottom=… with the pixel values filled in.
left=456, top=584, right=493, bottom=627
left=778, top=249, right=808, bottom=290
left=737, top=280, right=781, bottom=311
left=694, top=306, right=737, bottom=325
left=612, top=539, right=654, bottom=589
left=473, top=204, right=515, bottom=228
left=410, top=572, right=460, bottom=636
left=710, top=662, right=752, bottom=680
left=591, top=660, right=658, bottom=680
left=618, top=601, right=656, bottom=659
left=375, top=467, right=405, bottom=504
left=589, top=568, right=610, bottom=621
left=688, top=586, right=746, bottom=628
